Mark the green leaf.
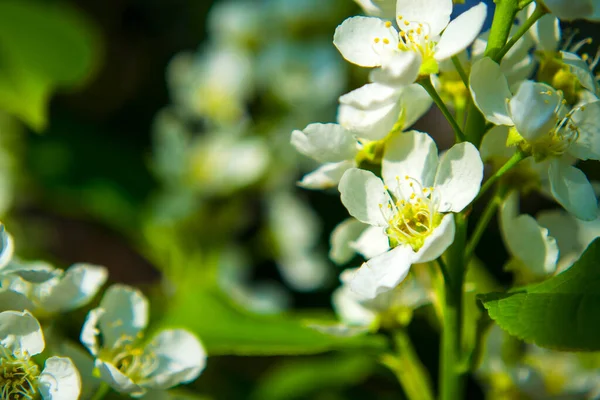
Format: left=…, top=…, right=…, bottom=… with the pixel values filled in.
left=250, top=354, right=375, bottom=400
left=479, top=238, right=600, bottom=351
left=160, top=286, right=388, bottom=356
left=0, top=0, right=101, bottom=130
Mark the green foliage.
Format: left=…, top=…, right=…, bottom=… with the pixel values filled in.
left=161, top=285, right=388, bottom=356
left=250, top=354, right=375, bottom=400
left=0, top=0, right=101, bottom=131
left=479, top=238, right=600, bottom=351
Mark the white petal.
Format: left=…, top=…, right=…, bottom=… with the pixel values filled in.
left=561, top=52, right=599, bottom=96
left=332, top=285, right=377, bottom=327
left=298, top=161, right=355, bottom=190
left=382, top=130, right=439, bottom=188
left=277, top=252, right=330, bottom=292
left=0, top=224, right=13, bottom=270
left=141, top=329, right=206, bottom=389
left=339, top=82, right=399, bottom=110
left=291, top=123, right=358, bottom=163
left=500, top=192, right=559, bottom=276
left=569, top=101, right=600, bottom=160
left=339, top=168, right=389, bottom=226
left=398, top=84, right=433, bottom=129
left=480, top=125, right=515, bottom=161
left=329, top=218, right=367, bottom=265
left=0, top=310, right=44, bottom=355
left=396, top=0, right=452, bottom=36
left=349, top=245, right=415, bottom=300
left=0, top=289, right=36, bottom=313
left=529, top=11, right=560, bottom=52
left=435, top=3, right=488, bottom=61
left=98, top=285, right=149, bottom=350
left=96, top=359, right=143, bottom=394
left=80, top=308, right=103, bottom=356
left=542, top=0, right=594, bottom=21
left=41, top=264, right=108, bottom=313
left=333, top=16, right=398, bottom=67
left=39, top=357, right=81, bottom=400
left=509, top=81, right=559, bottom=142
left=414, top=213, right=456, bottom=262
left=434, top=142, right=484, bottom=213
left=351, top=226, right=391, bottom=259
left=370, top=51, right=422, bottom=87
left=548, top=159, right=597, bottom=221
left=4, top=260, right=60, bottom=283
left=469, top=57, right=513, bottom=126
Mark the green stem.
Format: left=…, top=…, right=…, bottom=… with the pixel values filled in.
left=90, top=383, right=111, bottom=400
left=451, top=56, right=469, bottom=89
left=383, top=330, right=434, bottom=400
left=439, top=214, right=467, bottom=400
left=484, top=0, right=520, bottom=61
left=418, top=77, right=467, bottom=143
left=494, top=4, right=548, bottom=62
left=476, top=151, right=528, bottom=201
left=465, top=184, right=510, bottom=262
left=437, top=257, right=451, bottom=287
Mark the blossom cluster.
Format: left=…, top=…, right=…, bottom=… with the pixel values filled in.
left=0, top=224, right=206, bottom=399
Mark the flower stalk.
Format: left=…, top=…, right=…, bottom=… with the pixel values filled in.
left=418, top=77, right=467, bottom=143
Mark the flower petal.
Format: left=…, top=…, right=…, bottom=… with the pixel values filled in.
left=141, top=329, right=206, bottom=389
left=548, top=159, right=597, bottom=221
left=500, top=192, right=559, bottom=276
left=542, top=0, right=594, bottom=21
left=469, top=57, right=513, bottom=126
left=382, top=130, right=439, bottom=188
left=351, top=226, right=391, bottom=259
left=333, top=16, right=398, bottom=67
left=480, top=125, right=515, bottom=162
left=0, top=289, right=36, bottom=313
left=0, top=224, right=13, bottom=270
left=39, top=357, right=82, bottom=400
left=569, top=101, right=600, bottom=160
left=329, top=218, right=367, bottom=265
left=434, top=142, right=484, bottom=213
left=332, top=285, right=377, bottom=327
left=349, top=245, right=415, bottom=300
left=395, top=0, right=452, bottom=37
left=529, top=11, right=560, bottom=52
left=95, top=359, right=143, bottom=394
left=414, top=213, right=455, bottom=262
left=97, top=285, right=149, bottom=350
left=298, top=161, right=355, bottom=190
left=0, top=310, right=44, bottom=355
left=291, top=123, right=358, bottom=163
left=561, top=52, right=599, bottom=96
left=398, top=84, right=433, bottom=130
left=369, top=51, right=422, bottom=87
left=339, top=168, right=389, bottom=226
left=435, top=3, right=487, bottom=61
left=509, top=81, right=559, bottom=142
left=41, top=264, right=108, bottom=313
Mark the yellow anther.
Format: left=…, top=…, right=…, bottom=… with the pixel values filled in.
left=378, top=204, right=383, bottom=208
left=383, top=185, right=389, bottom=190
left=583, top=53, right=590, bottom=61
left=404, top=20, right=410, bottom=26
left=374, top=37, right=380, bottom=43
left=383, top=38, right=390, bottom=44
left=581, top=106, right=586, bottom=111
left=424, top=35, right=429, bottom=40
left=398, top=15, right=403, bottom=20
left=404, top=175, right=409, bottom=180
left=416, top=27, right=422, bottom=35
left=385, top=21, right=392, bottom=28
left=410, top=193, right=416, bottom=199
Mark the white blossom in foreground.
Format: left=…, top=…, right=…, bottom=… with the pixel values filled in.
left=470, top=57, right=600, bottom=220
left=0, top=310, right=80, bottom=399
left=81, top=284, right=206, bottom=396
left=0, top=263, right=108, bottom=316
left=333, top=0, right=487, bottom=81
left=338, top=130, right=483, bottom=299
left=540, top=0, right=600, bottom=21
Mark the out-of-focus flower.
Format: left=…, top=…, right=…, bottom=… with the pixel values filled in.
left=0, top=310, right=81, bottom=399
left=0, top=263, right=107, bottom=316
left=334, top=0, right=487, bottom=80
left=539, top=0, right=600, bottom=21
left=338, top=130, right=483, bottom=299
left=80, top=285, right=206, bottom=396
left=470, top=57, right=600, bottom=220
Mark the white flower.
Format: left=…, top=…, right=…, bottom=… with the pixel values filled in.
left=333, top=0, right=487, bottom=80
left=0, top=310, right=81, bottom=400
left=338, top=130, right=483, bottom=299
left=354, top=0, right=396, bottom=19
left=540, top=0, right=600, bottom=21
left=470, top=57, right=600, bottom=220
left=0, top=263, right=108, bottom=316
left=499, top=191, right=559, bottom=279
left=80, top=285, right=206, bottom=396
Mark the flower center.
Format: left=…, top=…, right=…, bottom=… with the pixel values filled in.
left=100, top=334, right=158, bottom=382
left=379, top=176, right=443, bottom=251
left=0, top=347, right=40, bottom=400
left=397, top=17, right=437, bottom=75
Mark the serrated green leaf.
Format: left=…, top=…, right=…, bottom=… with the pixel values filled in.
left=479, top=238, right=600, bottom=351
left=160, top=286, right=388, bottom=356
left=0, top=0, right=101, bottom=130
